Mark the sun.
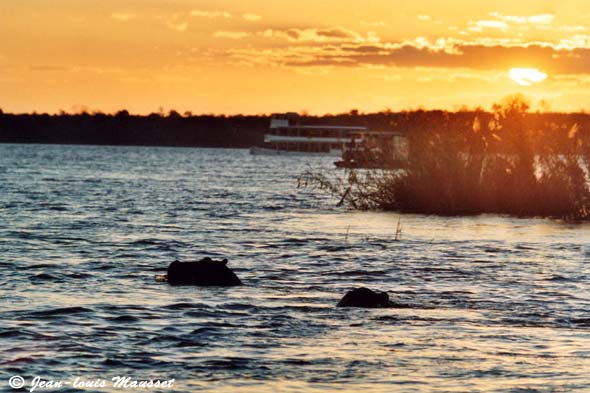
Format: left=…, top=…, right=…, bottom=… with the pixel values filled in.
left=509, top=68, right=547, bottom=86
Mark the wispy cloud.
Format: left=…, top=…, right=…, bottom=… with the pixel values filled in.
left=361, top=20, right=386, bottom=27
left=160, top=13, right=190, bottom=32
left=260, top=27, right=379, bottom=43
left=476, top=20, right=508, bottom=29
left=466, top=12, right=555, bottom=33
left=413, top=67, right=504, bottom=83
left=558, top=25, right=586, bottom=33
left=558, top=34, right=590, bottom=49
left=382, top=74, right=402, bottom=82
left=298, top=43, right=589, bottom=75
left=111, top=13, right=136, bottom=21
left=293, top=66, right=335, bottom=76
left=167, top=21, right=188, bottom=32
left=30, top=65, right=69, bottom=72
left=189, top=10, right=232, bottom=18
left=417, top=15, right=432, bottom=21
left=242, top=13, right=262, bottom=22
left=199, top=34, right=590, bottom=76
left=213, top=31, right=250, bottom=39
left=489, top=12, right=554, bottom=25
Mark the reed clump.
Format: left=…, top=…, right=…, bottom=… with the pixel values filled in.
left=299, top=95, right=590, bottom=219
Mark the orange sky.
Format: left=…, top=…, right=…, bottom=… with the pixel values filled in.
left=1, top=0, right=589, bottom=114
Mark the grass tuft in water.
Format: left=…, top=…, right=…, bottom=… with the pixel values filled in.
left=299, top=95, right=590, bottom=220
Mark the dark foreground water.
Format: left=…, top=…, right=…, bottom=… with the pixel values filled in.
left=1, top=144, right=590, bottom=392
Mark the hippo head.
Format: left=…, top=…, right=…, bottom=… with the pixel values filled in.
left=167, top=258, right=241, bottom=286
left=336, top=287, right=394, bottom=308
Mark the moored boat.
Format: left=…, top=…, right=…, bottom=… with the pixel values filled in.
left=250, top=113, right=367, bottom=156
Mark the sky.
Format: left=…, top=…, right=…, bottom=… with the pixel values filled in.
left=1, top=0, right=589, bottom=114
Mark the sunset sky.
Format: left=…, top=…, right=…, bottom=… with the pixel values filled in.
left=1, top=0, right=589, bottom=114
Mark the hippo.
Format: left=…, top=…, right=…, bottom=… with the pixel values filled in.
left=166, top=258, right=242, bottom=286
left=337, top=287, right=396, bottom=308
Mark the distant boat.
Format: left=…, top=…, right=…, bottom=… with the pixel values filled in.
left=334, top=132, right=408, bottom=169
left=249, top=113, right=367, bottom=157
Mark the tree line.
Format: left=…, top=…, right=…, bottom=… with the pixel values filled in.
left=0, top=106, right=589, bottom=151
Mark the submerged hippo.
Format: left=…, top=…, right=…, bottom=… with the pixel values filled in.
left=337, top=287, right=396, bottom=308
left=166, top=258, right=242, bottom=286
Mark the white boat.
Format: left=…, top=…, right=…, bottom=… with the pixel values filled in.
left=249, top=113, right=367, bottom=156
left=249, top=146, right=342, bottom=156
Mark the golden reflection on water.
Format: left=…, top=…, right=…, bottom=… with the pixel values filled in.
left=5, top=147, right=590, bottom=392
left=283, top=210, right=590, bottom=243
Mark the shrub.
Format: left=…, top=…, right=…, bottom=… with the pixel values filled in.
left=300, top=95, right=590, bottom=219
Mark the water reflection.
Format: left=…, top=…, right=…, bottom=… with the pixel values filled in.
left=1, top=145, right=590, bottom=391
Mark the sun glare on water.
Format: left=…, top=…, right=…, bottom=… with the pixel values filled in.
left=509, top=68, right=547, bottom=86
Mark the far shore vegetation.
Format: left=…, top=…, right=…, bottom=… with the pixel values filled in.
left=1, top=101, right=589, bottom=149
left=299, top=95, right=590, bottom=220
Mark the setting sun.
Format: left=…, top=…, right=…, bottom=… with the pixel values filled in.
left=509, top=68, right=548, bottom=86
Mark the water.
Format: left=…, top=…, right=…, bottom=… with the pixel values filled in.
left=1, top=144, right=590, bottom=392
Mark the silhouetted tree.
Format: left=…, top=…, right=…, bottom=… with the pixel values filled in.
left=168, top=110, right=182, bottom=119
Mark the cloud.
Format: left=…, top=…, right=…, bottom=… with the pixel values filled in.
left=413, top=68, right=503, bottom=83
left=528, top=14, right=554, bottom=24
left=260, top=27, right=379, bottom=43
left=417, top=15, right=431, bottom=21
left=167, top=21, right=188, bottom=31
left=203, top=46, right=332, bottom=68
left=558, top=25, right=586, bottom=33
left=462, top=13, right=555, bottom=35
left=213, top=31, right=250, bottom=39
left=489, top=12, right=554, bottom=25
left=27, top=65, right=124, bottom=75
left=474, top=20, right=508, bottom=30
left=361, top=20, right=386, bottom=27
left=189, top=10, right=232, bottom=18
left=188, top=17, right=590, bottom=77
left=383, top=74, right=402, bottom=81
left=111, top=13, right=136, bottom=21
left=294, top=43, right=590, bottom=75
left=558, top=34, right=590, bottom=49
left=207, top=36, right=590, bottom=76
left=242, top=13, right=262, bottom=21
left=554, top=74, right=590, bottom=87
left=30, top=65, right=69, bottom=72
left=293, top=66, right=334, bottom=76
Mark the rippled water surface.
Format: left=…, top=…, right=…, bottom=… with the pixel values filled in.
left=2, top=144, right=590, bottom=392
